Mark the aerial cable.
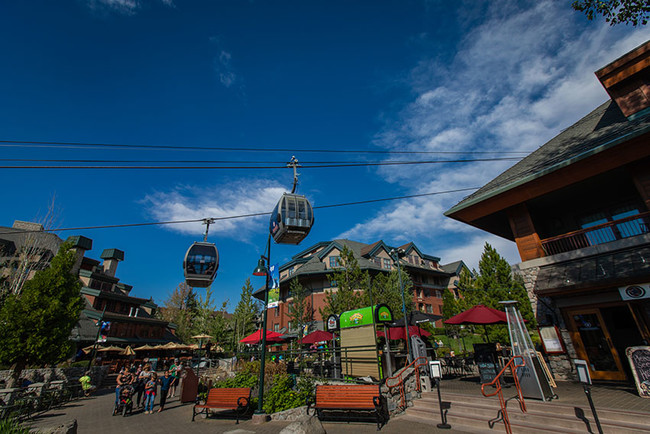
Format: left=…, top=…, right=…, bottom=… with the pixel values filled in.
left=0, top=187, right=478, bottom=235
left=0, top=139, right=533, bottom=155
left=0, top=157, right=521, bottom=170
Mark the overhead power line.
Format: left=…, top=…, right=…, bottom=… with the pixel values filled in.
left=0, top=139, right=533, bottom=155
left=0, top=187, right=478, bottom=235
left=0, top=157, right=521, bottom=169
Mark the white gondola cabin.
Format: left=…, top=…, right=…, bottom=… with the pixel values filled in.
left=183, top=241, right=219, bottom=288
left=269, top=193, right=314, bottom=244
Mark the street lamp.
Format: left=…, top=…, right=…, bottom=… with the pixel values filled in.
left=252, top=235, right=271, bottom=421
left=390, top=248, right=411, bottom=362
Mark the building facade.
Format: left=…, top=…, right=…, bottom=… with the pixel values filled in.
left=257, top=239, right=465, bottom=335
left=0, top=221, right=177, bottom=352
left=445, top=41, right=650, bottom=382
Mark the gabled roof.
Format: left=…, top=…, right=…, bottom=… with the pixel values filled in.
left=446, top=100, right=650, bottom=216
left=441, top=260, right=470, bottom=276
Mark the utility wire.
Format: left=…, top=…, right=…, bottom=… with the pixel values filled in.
left=0, top=157, right=521, bottom=169
left=0, top=139, right=533, bottom=155
left=0, top=187, right=478, bottom=235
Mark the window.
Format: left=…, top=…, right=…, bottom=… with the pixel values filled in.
left=426, top=304, right=433, bottom=314
left=274, top=307, right=280, bottom=317
left=383, top=258, right=392, bottom=270
left=288, top=268, right=294, bottom=276
left=329, top=256, right=340, bottom=268
left=436, top=290, right=442, bottom=298
left=288, top=321, right=294, bottom=331
left=273, top=323, right=280, bottom=332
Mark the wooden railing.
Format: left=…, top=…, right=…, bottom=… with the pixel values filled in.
left=540, top=211, right=650, bottom=256
left=480, top=355, right=526, bottom=434
left=385, top=356, right=429, bottom=409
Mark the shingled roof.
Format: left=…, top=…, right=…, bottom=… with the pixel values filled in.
left=445, top=100, right=650, bottom=216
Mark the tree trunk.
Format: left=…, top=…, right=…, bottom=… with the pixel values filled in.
left=7, top=359, right=27, bottom=389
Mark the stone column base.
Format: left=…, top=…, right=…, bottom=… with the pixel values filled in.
left=251, top=412, right=269, bottom=424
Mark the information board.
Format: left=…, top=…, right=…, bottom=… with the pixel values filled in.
left=626, top=346, right=650, bottom=398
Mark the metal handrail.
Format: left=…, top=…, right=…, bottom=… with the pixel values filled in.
left=385, top=356, right=429, bottom=409
left=480, top=355, right=526, bottom=434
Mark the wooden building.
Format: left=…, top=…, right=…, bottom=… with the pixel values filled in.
left=445, top=41, right=650, bottom=382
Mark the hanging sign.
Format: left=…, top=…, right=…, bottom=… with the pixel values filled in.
left=374, top=304, right=393, bottom=324
left=326, top=314, right=340, bottom=332
left=268, top=264, right=280, bottom=308
left=619, top=283, right=650, bottom=301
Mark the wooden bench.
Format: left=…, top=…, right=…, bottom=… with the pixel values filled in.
left=308, top=384, right=386, bottom=430
left=192, top=387, right=250, bottom=424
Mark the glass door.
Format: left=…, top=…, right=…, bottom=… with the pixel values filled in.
left=567, top=308, right=627, bottom=381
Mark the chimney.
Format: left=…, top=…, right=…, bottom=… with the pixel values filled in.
left=596, top=40, right=650, bottom=120
left=66, top=235, right=93, bottom=276
left=100, top=248, right=125, bottom=277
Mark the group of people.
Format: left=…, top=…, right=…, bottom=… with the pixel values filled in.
left=115, top=359, right=183, bottom=414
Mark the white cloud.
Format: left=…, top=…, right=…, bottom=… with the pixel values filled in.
left=210, top=38, right=241, bottom=90
left=437, top=233, right=521, bottom=272
left=354, top=0, right=648, bottom=249
left=140, top=180, right=285, bottom=240
left=85, top=0, right=173, bottom=15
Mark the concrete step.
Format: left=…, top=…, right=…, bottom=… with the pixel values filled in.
left=409, top=392, right=649, bottom=434
left=424, top=391, right=650, bottom=426
left=101, top=374, right=118, bottom=389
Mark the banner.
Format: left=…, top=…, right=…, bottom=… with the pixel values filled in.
left=268, top=263, right=280, bottom=308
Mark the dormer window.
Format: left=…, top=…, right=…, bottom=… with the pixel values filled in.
left=329, top=256, right=340, bottom=268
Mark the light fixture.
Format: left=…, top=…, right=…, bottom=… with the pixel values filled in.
left=253, top=257, right=268, bottom=276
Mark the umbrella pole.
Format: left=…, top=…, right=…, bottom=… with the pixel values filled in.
left=484, top=325, right=490, bottom=343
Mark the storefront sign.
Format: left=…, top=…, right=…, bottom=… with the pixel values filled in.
left=538, top=325, right=566, bottom=355
left=626, top=346, right=650, bottom=398
left=619, top=283, right=650, bottom=301
left=339, top=305, right=395, bottom=329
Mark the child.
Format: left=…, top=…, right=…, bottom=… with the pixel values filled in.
left=79, top=371, right=96, bottom=397
left=144, top=372, right=157, bottom=414
left=157, top=370, right=174, bottom=412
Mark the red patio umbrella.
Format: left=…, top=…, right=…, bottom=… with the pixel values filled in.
left=377, top=325, right=431, bottom=340
left=239, top=329, right=285, bottom=345
left=300, top=330, right=333, bottom=345
left=444, top=304, right=509, bottom=342
left=444, top=305, right=508, bottom=325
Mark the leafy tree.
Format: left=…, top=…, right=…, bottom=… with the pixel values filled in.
left=232, top=278, right=261, bottom=351
left=572, top=0, right=649, bottom=26
left=191, top=287, right=229, bottom=350
left=319, top=246, right=368, bottom=317
left=365, top=268, right=413, bottom=321
left=159, top=282, right=199, bottom=343
left=0, top=241, right=83, bottom=386
left=286, top=278, right=312, bottom=338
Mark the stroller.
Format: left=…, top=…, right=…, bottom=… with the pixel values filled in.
left=113, top=385, right=134, bottom=417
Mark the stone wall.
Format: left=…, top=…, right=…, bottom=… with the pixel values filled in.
left=382, top=365, right=424, bottom=415
left=514, top=264, right=576, bottom=381
left=0, top=365, right=108, bottom=388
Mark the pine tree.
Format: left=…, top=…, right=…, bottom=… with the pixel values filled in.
left=286, top=278, right=312, bottom=338
left=365, top=269, right=413, bottom=320
left=0, top=241, right=83, bottom=386
left=319, top=246, right=367, bottom=317
left=159, top=282, right=199, bottom=343
left=232, top=278, right=261, bottom=350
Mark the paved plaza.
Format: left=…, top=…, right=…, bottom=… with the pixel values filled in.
left=26, top=377, right=650, bottom=434
left=26, top=388, right=470, bottom=434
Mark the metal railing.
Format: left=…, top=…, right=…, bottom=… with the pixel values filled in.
left=541, top=212, right=650, bottom=256
left=384, top=356, right=429, bottom=409
left=480, top=355, right=526, bottom=434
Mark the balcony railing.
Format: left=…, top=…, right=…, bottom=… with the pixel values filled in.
left=541, top=211, right=650, bottom=256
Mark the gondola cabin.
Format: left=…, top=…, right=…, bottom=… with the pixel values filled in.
left=183, top=242, right=219, bottom=287
left=269, top=193, right=314, bottom=244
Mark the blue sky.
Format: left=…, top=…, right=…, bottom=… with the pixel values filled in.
left=0, top=0, right=647, bottom=310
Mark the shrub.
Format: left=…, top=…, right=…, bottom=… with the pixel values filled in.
left=262, top=374, right=314, bottom=414
left=0, top=418, right=30, bottom=434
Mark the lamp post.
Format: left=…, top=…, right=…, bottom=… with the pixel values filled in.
left=390, top=248, right=411, bottom=362
left=86, top=307, right=107, bottom=372
left=252, top=234, right=272, bottom=421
